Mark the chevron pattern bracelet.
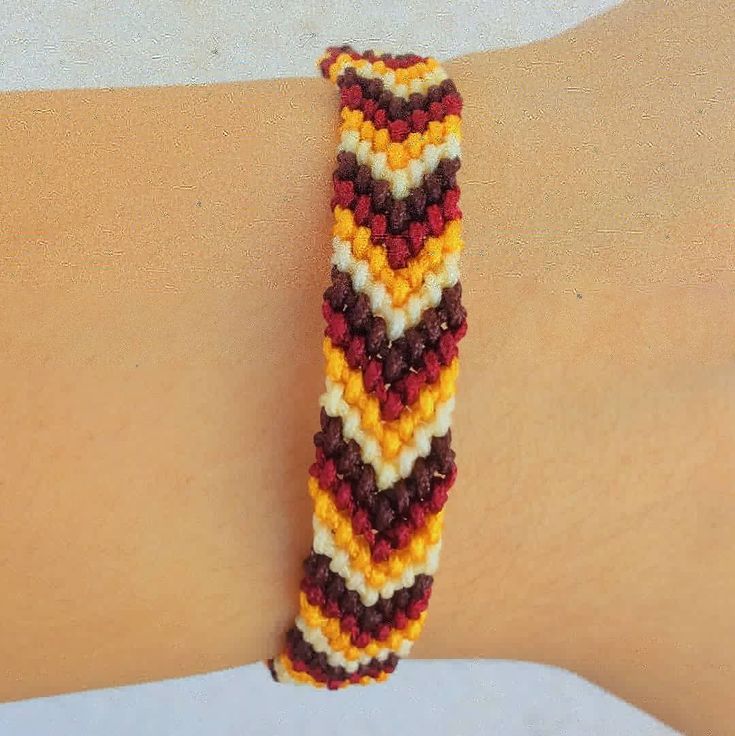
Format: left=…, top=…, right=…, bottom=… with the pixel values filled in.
left=267, top=46, right=466, bottom=689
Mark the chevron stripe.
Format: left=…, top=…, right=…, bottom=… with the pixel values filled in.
left=338, top=110, right=462, bottom=164
left=272, top=652, right=390, bottom=688
left=310, top=476, right=443, bottom=578
left=323, top=52, right=448, bottom=98
left=334, top=74, right=462, bottom=136
left=323, top=271, right=466, bottom=419
left=320, top=381, right=455, bottom=490
left=300, top=553, right=435, bottom=639
left=313, top=514, right=443, bottom=606
left=295, top=615, right=415, bottom=673
left=338, top=130, right=461, bottom=198
left=322, top=334, right=463, bottom=425
left=298, top=593, right=427, bottom=660
left=332, top=208, right=463, bottom=306
left=324, top=343, right=458, bottom=457
left=332, top=241, right=460, bottom=340
left=311, top=458, right=456, bottom=557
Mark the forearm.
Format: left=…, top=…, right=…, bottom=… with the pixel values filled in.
left=1, top=0, right=734, bottom=733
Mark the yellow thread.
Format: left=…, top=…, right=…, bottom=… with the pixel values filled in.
left=338, top=113, right=463, bottom=160
left=299, top=592, right=428, bottom=659
left=280, top=650, right=388, bottom=687
left=280, top=649, right=388, bottom=687
left=324, top=338, right=459, bottom=457
left=406, top=132, right=424, bottom=159
left=373, top=127, right=390, bottom=153
left=332, top=207, right=464, bottom=306
left=279, top=653, right=326, bottom=688
left=360, top=119, right=374, bottom=141
left=427, top=120, right=445, bottom=145
left=309, top=476, right=444, bottom=587
left=326, top=54, right=441, bottom=88
left=387, top=142, right=409, bottom=170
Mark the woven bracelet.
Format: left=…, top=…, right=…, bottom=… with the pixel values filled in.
left=267, top=45, right=466, bottom=689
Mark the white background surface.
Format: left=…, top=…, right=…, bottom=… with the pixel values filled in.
left=0, top=1, right=680, bottom=734
left=0, top=0, right=623, bottom=90
left=1, top=661, right=676, bottom=736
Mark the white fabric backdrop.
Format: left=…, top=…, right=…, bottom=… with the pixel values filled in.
left=0, top=0, right=622, bottom=91
left=1, top=661, right=675, bottom=736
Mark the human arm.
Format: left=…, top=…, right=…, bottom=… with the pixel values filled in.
left=1, top=0, right=734, bottom=732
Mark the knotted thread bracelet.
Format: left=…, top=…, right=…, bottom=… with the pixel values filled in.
left=266, top=45, right=466, bottom=689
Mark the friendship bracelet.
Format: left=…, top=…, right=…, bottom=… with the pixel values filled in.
left=267, top=45, right=466, bottom=689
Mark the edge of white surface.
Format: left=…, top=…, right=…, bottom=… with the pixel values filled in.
left=0, top=660, right=679, bottom=736
left=0, top=1, right=622, bottom=92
